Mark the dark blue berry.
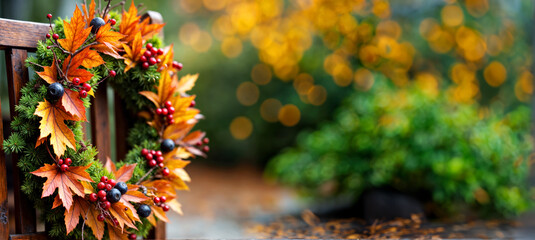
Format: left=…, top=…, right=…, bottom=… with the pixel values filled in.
left=90, top=17, right=105, bottom=34
left=137, top=204, right=151, bottom=218
left=47, top=83, right=64, bottom=102
left=114, top=182, right=128, bottom=195
left=161, top=139, right=175, bottom=153
left=106, top=188, right=122, bottom=203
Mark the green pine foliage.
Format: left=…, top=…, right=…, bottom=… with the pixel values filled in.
left=3, top=14, right=167, bottom=239
left=266, top=77, right=534, bottom=218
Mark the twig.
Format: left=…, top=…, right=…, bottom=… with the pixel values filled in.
left=110, top=1, right=126, bottom=11
left=81, top=210, right=89, bottom=240
left=136, top=167, right=157, bottom=185
left=102, top=0, right=113, bottom=18
left=45, top=143, right=57, bottom=163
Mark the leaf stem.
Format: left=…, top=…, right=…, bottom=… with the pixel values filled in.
left=135, top=166, right=157, bottom=185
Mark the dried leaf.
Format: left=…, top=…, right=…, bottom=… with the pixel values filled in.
left=36, top=60, right=58, bottom=84
left=31, top=163, right=93, bottom=210
left=34, top=100, right=78, bottom=156
left=177, top=74, right=199, bottom=94
left=114, top=164, right=137, bottom=183
left=61, top=89, right=86, bottom=121
left=122, top=32, right=143, bottom=72
left=107, top=223, right=128, bottom=240
left=109, top=201, right=137, bottom=231
left=58, top=6, right=91, bottom=53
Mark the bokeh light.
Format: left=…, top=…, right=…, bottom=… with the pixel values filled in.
left=230, top=116, right=253, bottom=140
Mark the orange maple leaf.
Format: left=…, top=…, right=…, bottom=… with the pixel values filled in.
left=36, top=60, right=58, bottom=84
left=119, top=1, right=142, bottom=44
left=122, top=32, right=143, bottom=72
left=62, top=48, right=96, bottom=83
left=34, top=100, right=78, bottom=156
left=109, top=200, right=138, bottom=231
left=138, top=17, right=165, bottom=40
left=103, top=158, right=138, bottom=183
left=177, top=74, right=199, bottom=94
left=107, top=222, right=129, bottom=240
left=58, top=6, right=91, bottom=53
left=82, top=0, right=96, bottom=26
left=64, top=196, right=104, bottom=240
left=31, top=163, right=93, bottom=210
left=61, top=89, right=86, bottom=121
left=95, top=23, right=124, bottom=44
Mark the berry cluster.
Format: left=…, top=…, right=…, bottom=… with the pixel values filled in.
left=141, top=148, right=170, bottom=176
left=88, top=177, right=131, bottom=224
left=57, top=157, right=73, bottom=172
left=156, top=101, right=176, bottom=125
left=152, top=196, right=170, bottom=212
left=140, top=43, right=163, bottom=70
left=195, top=137, right=210, bottom=153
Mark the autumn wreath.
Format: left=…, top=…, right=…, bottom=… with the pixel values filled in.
left=3, top=1, right=207, bottom=239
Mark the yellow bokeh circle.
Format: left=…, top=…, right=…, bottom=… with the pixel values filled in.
left=483, top=61, right=507, bottom=87
left=260, top=98, right=282, bottom=122
left=230, top=116, right=253, bottom=140
left=278, top=104, right=301, bottom=127
left=236, top=82, right=260, bottom=106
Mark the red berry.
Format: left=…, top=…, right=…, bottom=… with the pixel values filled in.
left=141, top=148, right=149, bottom=156
left=148, top=160, right=157, bottom=167
left=108, top=179, right=116, bottom=187
left=65, top=158, right=72, bottom=165
left=52, top=34, right=59, bottom=40
left=128, top=234, right=137, bottom=239
left=162, top=204, right=170, bottom=212
left=97, top=182, right=106, bottom=190
left=113, top=218, right=119, bottom=225
left=155, top=151, right=163, bottom=157
left=157, top=48, right=164, bottom=55
left=153, top=197, right=161, bottom=204
left=203, top=138, right=209, bottom=144
left=151, top=150, right=156, bottom=155
left=110, top=19, right=117, bottom=26
left=47, top=46, right=51, bottom=49
left=149, top=57, right=157, bottom=65
left=161, top=108, right=168, bottom=115
left=156, top=108, right=163, bottom=115
left=146, top=43, right=153, bottom=50
left=176, top=62, right=184, bottom=70
left=190, top=100, right=196, bottom=107
left=83, top=83, right=91, bottom=92
left=151, top=48, right=158, bottom=56
left=140, top=55, right=147, bottom=62
left=158, top=163, right=165, bottom=168
left=89, top=193, right=98, bottom=202
left=80, top=90, right=88, bottom=98
left=101, top=196, right=107, bottom=201
left=195, top=141, right=202, bottom=147
left=160, top=196, right=167, bottom=203
left=73, top=77, right=81, bottom=85
left=164, top=101, right=172, bottom=108
left=102, top=201, right=111, bottom=210
left=60, top=164, right=69, bottom=172
left=101, top=176, right=108, bottom=183
left=142, top=62, right=150, bottom=69
left=162, top=168, right=170, bottom=176
left=46, top=33, right=51, bottom=38
left=47, top=14, right=52, bottom=19
left=167, top=118, right=175, bottom=125
left=166, top=114, right=174, bottom=120
left=145, top=153, right=153, bottom=161
left=144, top=50, right=152, bottom=58
left=105, top=184, right=113, bottom=191
left=168, top=106, right=175, bottom=114
left=156, top=156, right=164, bottom=163
left=98, top=190, right=107, bottom=199
left=203, top=146, right=210, bottom=152
left=109, top=70, right=116, bottom=77
left=157, top=58, right=162, bottom=63
left=97, top=214, right=105, bottom=221
left=58, top=159, right=64, bottom=165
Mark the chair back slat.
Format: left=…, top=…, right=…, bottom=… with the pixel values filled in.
left=90, top=81, right=111, bottom=164
left=0, top=19, right=50, bottom=50
left=5, top=48, right=38, bottom=235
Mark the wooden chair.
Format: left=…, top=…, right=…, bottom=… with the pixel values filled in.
left=0, top=11, right=166, bottom=240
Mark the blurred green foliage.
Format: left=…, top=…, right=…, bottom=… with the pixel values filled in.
left=266, top=77, right=534, bottom=217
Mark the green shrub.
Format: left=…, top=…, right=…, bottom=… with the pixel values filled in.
left=266, top=77, right=534, bottom=218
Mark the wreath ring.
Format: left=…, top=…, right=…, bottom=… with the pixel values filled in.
left=3, top=1, right=207, bottom=239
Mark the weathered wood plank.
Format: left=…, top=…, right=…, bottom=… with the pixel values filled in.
left=147, top=220, right=166, bottom=240
left=90, top=82, right=111, bottom=164
left=9, top=232, right=48, bottom=240
left=0, top=18, right=49, bottom=50
left=0, top=101, right=9, bottom=240
left=5, top=48, right=37, bottom=234
left=114, top=93, right=129, bottom=161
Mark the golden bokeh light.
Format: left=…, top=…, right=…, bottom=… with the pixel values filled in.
left=483, top=61, right=507, bottom=87
left=465, top=0, right=489, bottom=17
left=179, top=22, right=201, bottom=46
left=293, top=73, right=314, bottom=95
left=260, top=98, right=282, bottom=122
left=179, top=0, right=202, bottom=13
left=376, top=20, right=402, bottom=40
left=221, top=37, right=243, bottom=58
left=416, top=72, right=439, bottom=97
left=419, top=18, right=441, bottom=41
left=236, top=82, right=260, bottom=106
left=515, top=71, right=533, bottom=102
left=332, top=64, right=353, bottom=87
left=441, top=5, right=464, bottom=27
left=451, top=63, right=476, bottom=84
left=251, top=64, right=272, bottom=85
left=354, top=68, right=375, bottom=91
left=191, top=31, right=213, bottom=52
left=202, top=0, right=226, bottom=11
left=307, top=85, right=327, bottom=106
left=230, top=116, right=253, bottom=140
left=278, top=104, right=301, bottom=127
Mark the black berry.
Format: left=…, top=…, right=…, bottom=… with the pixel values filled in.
left=137, top=204, right=151, bottom=218
left=47, top=83, right=64, bottom=102
left=106, top=188, right=122, bottom=203
left=114, top=181, right=128, bottom=195
left=161, top=139, right=175, bottom=153
left=89, top=17, right=105, bottom=34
